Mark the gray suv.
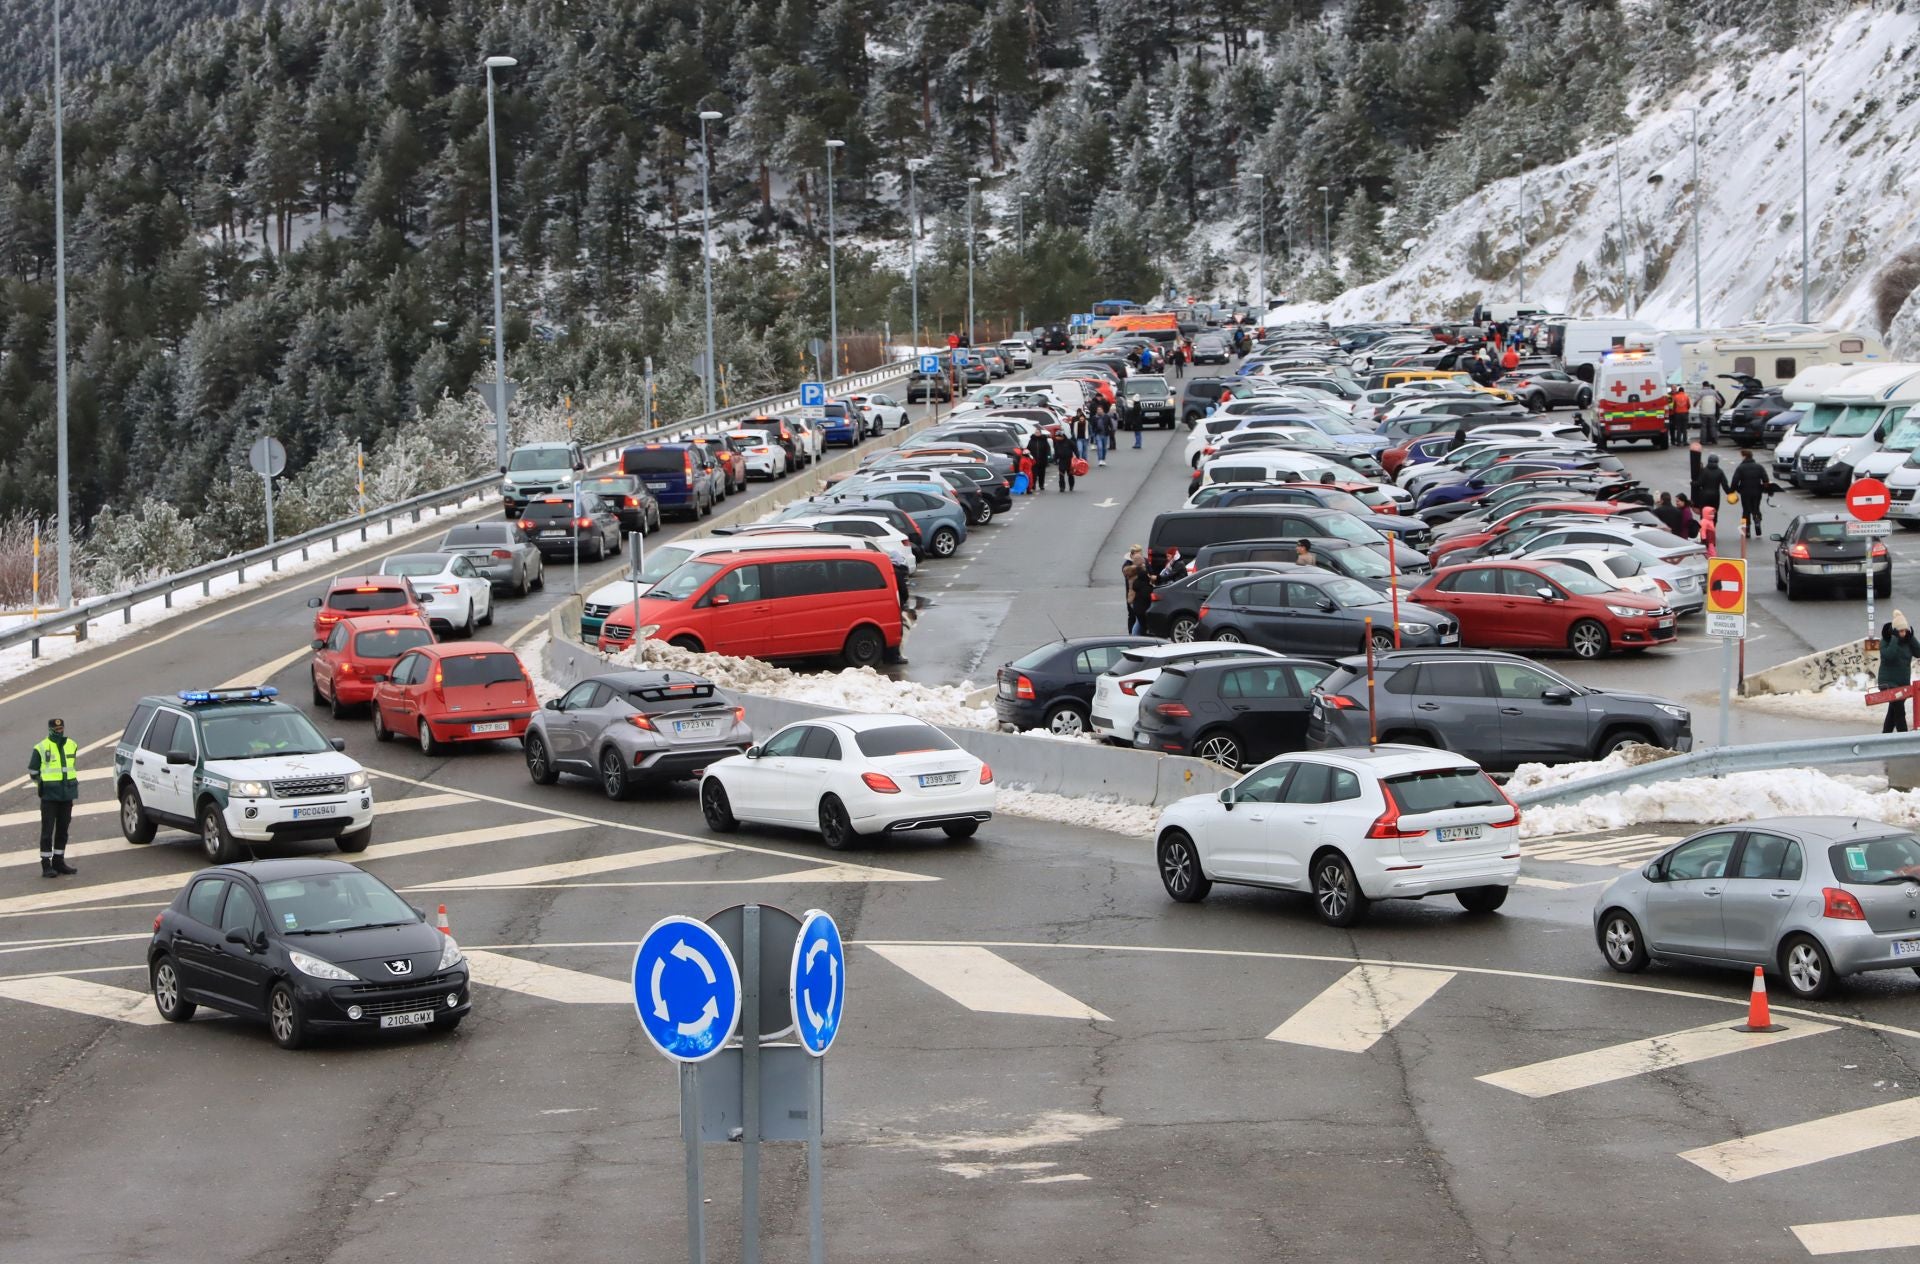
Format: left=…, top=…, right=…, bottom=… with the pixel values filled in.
left=523, top=670, right=754, bottom=799
left=1306, top=649, right=1691, bottom=770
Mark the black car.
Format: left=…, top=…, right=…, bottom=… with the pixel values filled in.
left=1191, top=335, right=1232, bottom=365
left=147, top=858, right=470, bottom=1050
left=1496, top=368, right=1591, bottom=412
left=1133, top=657, right=1336, bottom=770
left=1190, top=536, right=1409, bottom=590
left=1123, top=377, right=1178, bottom=429
left=1774, top=512, right=1892, bottom=600
left=1198, top=570, right=1457, bottom=656
left=1722, top=388, right=1790, bottom=446
left=519, top=495, right=625, bottom=560
left=579, top=475, right=663, bottom=536
left=1142, top=563, right=1297, bottom=641
left=906, top=370, right=953, bottom=402
left=1038, top=324, right=1073, bottom=354
left=1181, top=377, right=1236, bottom=425
left=995, top=636, right=1160, bottom=734
left=1204, top=484, right=1433, bottom=551
left=1305, top=649, right=1693, bottom=770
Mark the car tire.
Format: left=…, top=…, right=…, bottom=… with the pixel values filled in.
left=460, top=605, right=475, bottom=638
left=479, top=597, right=494, bottom=627
left=818, top=794, right=857, bottom=851
left=1655, top=435, right=1670, bottom=450
left=372, top=705, right=393, bottom=742
left=311, top=671, right=326, bottom=706
left=524, top=733, right=560, bottom=785
left=1157, top=829, right=1212, bottom=902
left=599, top=746, right=629, bottom=801
left=701, top=778, right=739, bottom=833
left=151, top=955, right=196, bottom=1022
left=1568, top=619, right=1610, bottom=659
left=1524, top=393, right=1545, bottom=414
left=439, top=1014, right=465, bottom=1034
left=1169, top=614, right=1200, bottom=643
left=1367, top=628, right=1396, bottom=655
left=942, top=820, right=980, bottom=840
left=531, top=566, right=546, bottom=592
left=1576, top=388, right=1593, bottom=408
left=971, top=501, right=993, bottom=525
left=1596, top=727, right=1655, bottom=757
left=418, top=719, right=443, bottom=757
left=1193, top=729, right=1245, bottom=769
left=1876, top=574, right=1893, bottom=600
left=336, top=824, right=371, bottom=853
left=268, top=982, right=308, bottom=1050
left=1784, top=569, right=1799, bottom=600
left=515, top=567, right=531, bottom=598
left=1311, top=851, right=1369, bottom=927
left=670, top=635, right=704, bottom=653
left=1774, top=563, right=1786, bottom=591
left=119, top=782, right=157, bottom=845
left=929, top=526, right=960, bottom=558
left=1780, top=933, right=1837, bottom=1000
left=200, top=802, right=241, bottom=864
left=842, top=625, right=886, bottom=669
left=1457, top=885, right=1508, bottom=915
left=1212, top=627, right=1245, bottom=643
left=1598, top=909, right=1650, bottom=972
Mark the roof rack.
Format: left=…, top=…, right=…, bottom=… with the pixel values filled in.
left=177, top=686, right=280, bottom=705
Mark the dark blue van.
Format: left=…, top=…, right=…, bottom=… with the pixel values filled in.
left=820, top=401, right=859, bottom=447
left=621, top=443, right=720, bottom=521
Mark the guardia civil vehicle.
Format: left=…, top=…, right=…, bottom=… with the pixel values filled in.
left=116, top=687, right=375, bottom=863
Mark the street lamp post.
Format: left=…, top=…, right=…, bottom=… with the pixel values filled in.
left=1613, top=142, right=1630, bottom=316
left=1511, top=151, right=1526, bottom=305
left=52, top=0, right=70, bottom=606
left=1015, top=194, right=1025, bottom=333
left=825, top=138, right=845, bottom=378
left=697, top=110, right=723, bottom=415
left=1687, top=107, right=1702, bottom=328
left=1794, top=67, right=1810, bottom=323
left=483, top=55, right=517, bottom=475
left=1253, top=171, right=1267, bottom=308
left=907, top=158, right=928, bottom=351
left=966, top=176, right=981, bottom=345
left=1318, top=185, right=1331, bottom=258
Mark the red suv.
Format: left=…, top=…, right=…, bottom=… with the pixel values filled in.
left=308, top=576, right=422, bottom=640
left=370, top=642, right=538, bottom=753
left=310, top=613, right=436, bottom=717
left=598, top=548, right=901, bottom=668
left=1409, top=559, right=1675, bottom=660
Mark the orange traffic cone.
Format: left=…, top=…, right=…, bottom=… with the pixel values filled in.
left=437, top=904, right=451, bottom=936
left=1738, top=966, right=1782, bottom=1032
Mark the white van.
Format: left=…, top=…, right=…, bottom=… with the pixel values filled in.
left=1787, top=364, right=1920, bottom=494
left=1773, top=363, right=1880, bottom=485
left=1193, top=449, right=1345, bottom=492
left=1545, top=319, right=1679, bottom=384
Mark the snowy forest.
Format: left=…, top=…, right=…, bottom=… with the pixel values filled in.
left=0, top=0, right=1849, bottom=591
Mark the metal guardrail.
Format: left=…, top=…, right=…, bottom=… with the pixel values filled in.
left=1513, top=733, right=1920, bottom=808
left=0, top=360, right=916, bottom=660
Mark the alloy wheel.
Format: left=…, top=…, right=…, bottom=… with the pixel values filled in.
left=1316, top=862, right=1351, bottom=921
left=1161, top=840, right=1195, bottom=896
left=1604, top=917, right=1637, bottom=966
left=270, top=990, right=296, bottom=1044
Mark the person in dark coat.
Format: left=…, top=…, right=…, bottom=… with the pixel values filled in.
left=1121, top=546, right=1145, bottom=632
left=1026, top=429, right=1052, bottom=493
left=1129, top=551, right=1160, bottom=635
left=1651, top=491, right=1684, bottom=535
left=1729, top=449, right=1769, bottom=538
left=1448, top=421, right=1470, bottom=452
left=1689, top=443, right=1728, bottom=544
left=1879, top=611, right=1917, bottom=732
left=1052, top=428, right=1077, bottom=491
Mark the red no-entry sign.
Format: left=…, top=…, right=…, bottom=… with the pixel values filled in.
left=1848, top=477, right=1891, bottom=522
left=1707, top=559, right=1747, bottom=616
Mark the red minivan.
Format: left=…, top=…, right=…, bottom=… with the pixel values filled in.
left=310, top=613, right=436, bottom=717
left=308, top=575, right=422, bottom=640
left=371, top=642, right=538, bottom=753
left=598, top=548, right=901, bottom=668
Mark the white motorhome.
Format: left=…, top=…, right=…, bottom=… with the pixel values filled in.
left=1786, top=364, right=1920, bottom=495
left=1680, top=328, right=1885, bottom=391
left=1772, top=363, right=1881, bottom=485
left=1543, top=319, right=1680, bottom=384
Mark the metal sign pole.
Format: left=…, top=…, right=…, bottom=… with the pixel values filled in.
left=742, top=903, right=762, bottom=1264
left=807, top=1055, right=825, bottom=1264
left=1718, top=634, right=1733, bottom=749
left=571, top=480, right=581, bottom=596
left=680, top=1063, right=707, bottom=1264
left=263, top=467, right=276, bottom=548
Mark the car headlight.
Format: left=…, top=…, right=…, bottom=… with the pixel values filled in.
left=1606, top=604, right=1646, bottom=618
left=345, top=770, right=369, bottom=791
left=638, top=624, right=661, bottom=638
left=231, top=780, right=270, bottom=799
left=438, top=936, right=466, bottom=972
left=1396, top=621, right=1431, bottom=635
left=1657, top=704, right=1689, bottom=720
left=289, top=949, right=358, bottom=981
left=500, top=481, right=514, bottom=495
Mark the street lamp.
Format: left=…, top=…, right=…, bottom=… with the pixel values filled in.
left=1793, top=67, right=1810, bottom=323
left=51, top=0, right=70, bottom=606
left=907, top=158, right=929, bottom=352
left=824, top=138, right=845, bottom=378
left=1511, top=151, right=1527, bottom=305
left=1613, top=142, right=1630, bottom=316
left=482, top=54, right=517, bottom=475
left=1249, top=170, right=1267, bottom=308
left=1318, top=185, right=1332, bottom=258
left=697, top=109, right=723, bottom=415
left=966, top=176, right=980, bottom=346
left=1686, top=107, right=1702, bottom=328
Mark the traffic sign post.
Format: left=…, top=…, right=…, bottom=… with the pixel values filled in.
left=1850, top=478, right=1892, bottom=655
left=798, top=381, right=825, bottom=409
left=1704, top=558, right=1748, bottom=749
left=918, top=353, right=941, bottom=376
left=247, top=436, right=286, bottom=547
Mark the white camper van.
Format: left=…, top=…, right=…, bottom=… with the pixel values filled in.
left=1785, top=364, right=1920, bottom=495
left=1772, top=363, right=1880, bottom=485
left=1681, top=328, right=1886, bottom=390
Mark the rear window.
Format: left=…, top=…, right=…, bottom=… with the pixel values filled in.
left=624, top=447, right=690, bottom=474
left=523, top=502, right=582, bottom=522
left=440, top=653, right=526, bottom=687
left=353, top=627, right=433, bottom=659
left=329, top=586, right=410, bottom=612
left=1384, top=769, right=1504, bottom=812
left=853, top=723, right=959, bottom=757
left=1828, top=835, right=1920, bottom=885
left=1010, top=643, right=1067, bottom=671
left=1802, top=520, right=1856, bottom=542
left=629, top=679, right=717, bottom=705
left=442, top=524, right=511, bottom=545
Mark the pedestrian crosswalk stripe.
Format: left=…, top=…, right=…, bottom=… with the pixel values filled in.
left=0, top=871, right=189, bottom=917
left=464, top=950, right=630, bottom=1004
left=1791, top=1213, right=1920, bottom=1255
left=433, top=843, right=726, bottom=888
left=1477, top=1016, right=1832, bottom=1097
left=752, top=863, right=940, bottom=884
left=360, top=818, right=592, bottom=863
left=1680, top=1096, right=1920, bottom=1182
left=0, top=799, right=119, bottom=830
left=866, top=945, right=1110, bottom=1021
left=0, top=974, right=166, bottom=1025
left=1266, top=965, right=1454, bottom=1053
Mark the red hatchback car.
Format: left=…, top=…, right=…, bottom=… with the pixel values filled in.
left=310, top=613, right=436, bottom=717
left=370, top=642, right=538, bottom=753
left=1409, top=559, right=1676, bottom=660
left=308, top=575, right=423, bottom=641
left=1426, top=502, right=1644, bottom=566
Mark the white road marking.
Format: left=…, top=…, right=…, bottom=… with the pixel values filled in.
left=1266, top=965, right=1454, bottom=1053
left=939, top=1161, right=1056, bottom=1179
left=1792, top=1213, right=1920, bottom=1255
left=0, top=735, right=124, bottom=796
left=0, top=974, right=166, bottom=1024
left=751, top=863, right=939, bottom=884
left=1479, top=1016, right=1833, bottom=1097
left=218, top=646, right=311, bottom=690
left=0, top=932, right=149, bottom=956
left=0, top=871, right=190, bottom=917
left=463, top=949, right=630, bottom=1004
left=1022, top=1173, right=1091, bottom=1184
left=434, top=843, right=725, bottom=888
left=866, top=945, right=1109, bottom=1021
left=1679, top=1096, right=1920, bottom=1182
left=0, top=799, right=119, bottom=829
left=1514, top=876, right=1586, bottom=890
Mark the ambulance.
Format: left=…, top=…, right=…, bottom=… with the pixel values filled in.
left=1589, top=347, right=1674, bottom=449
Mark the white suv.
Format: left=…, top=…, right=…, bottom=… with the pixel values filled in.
left=1090, top=643, right=1284, bottom=745
left=1152, top=745, right=1519, bottom=925
left=997, top=339, right=1034, bottom=369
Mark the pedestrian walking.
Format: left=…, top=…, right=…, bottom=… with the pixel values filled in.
left=1121, top=546, right=1145, bottom=631
left=1017, top=449, right=1035, bottom=493
left=1881, top=611, right=1918, bottom=732
left=29, top=717, right=79, bottom=878
left=1500, top=343, right=1519, bottom=373
left=1675, top=494, right=1699, bottom=539
left=1073, top=410, right=1090, bottom=462
left=1053, top=428, right=1077, bottom=491
left=1131, top=400, right=1144, bottom=449
left=1730, top=448, right=1769, bottom=538
left=1697, top=380, right=1724, bottom=445
left=1668, top=383, right=1693, bottom=443
left=1128, top=552, right=1158, bottom=635
left=1690, top=443, right=1728, bottom=543
left=1651, top=490, right=1684, bottom=535
left=1026, top=430, right=1051, bottom=493
left=1093, top=403, right=1112, bottom=465
left=1699, top=505, right=1719, bottom=557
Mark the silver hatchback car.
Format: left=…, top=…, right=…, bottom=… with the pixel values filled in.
left=1595, top=817, right=1920, bottom=999
left=523, top=669, right=754, bottom=799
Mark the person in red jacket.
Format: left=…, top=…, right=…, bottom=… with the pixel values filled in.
left=1500, top=343, right=1519, bottom=373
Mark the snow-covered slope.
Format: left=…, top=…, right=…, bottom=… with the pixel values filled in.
left=1329, top=5, right=1920, bottom=343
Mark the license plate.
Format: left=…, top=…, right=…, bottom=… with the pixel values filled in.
left=1441, top=633, right=1459, bottom=644
left=1608, top=424, right=1629, bottom=432
left=1658, top=619, right=1674, bottom=629
left=1822, top=563, right=1863, bottom=574
left=542, top=530, right=566, bottom=537
left=470, top=721, right=510, bottom=734
left=918, top=772, right=963, bottom=787
left=672, top=719, right=718, bottom=736
left=1893, top=939, right=1920, bottom=958
left=1436, top=825, right=1482, bottom=842
left=379, top=1009, right=435, bottom=1028
left=290, top=804, right=337, bottom=819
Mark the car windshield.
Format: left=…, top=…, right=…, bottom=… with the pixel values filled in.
left=202, top=710, right=334, bottom=760
left=1385, top=768, right=1504, bottom=811
left=1322, top=515, right=1383, bottom=544
left=259, top=870, right=418, bottom=934
left=1126, top=381, right=1169, bottom=399
left=1829, top=834, right=1920, bottom=885
left=650, top=560, right=725, bottom=602
left=637, top=545, right=698, bottom=585
left=383, top=555, right=450, bottom=577
left=854, top=723, right=960, bottom=756
left=352, top=628, right=432, bottom=659
left=330, top=586, right=409, bottom=612
left=1796, top=403, right=1843, bottom=436
left=1336, top=546, right=1389, bottom=579
left=1829, top=405, right=1884, bottom=438
left=440, top=652, right=525, bottom=687
left=1882, top=413, right=1920, bottom=451
left=1321, top=576, right=1383, bottom=606
left=1534, top=562, right=1614, bottom=597
left=508, top=449, right=566, bottom=471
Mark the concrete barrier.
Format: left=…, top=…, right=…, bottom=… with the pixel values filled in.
left=1744, top=638, right=1874, bottom=696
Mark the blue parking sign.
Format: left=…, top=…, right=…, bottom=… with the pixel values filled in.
left=799, top=381, right=826, bottom=408
left=918, top=354, right=941, bottom=375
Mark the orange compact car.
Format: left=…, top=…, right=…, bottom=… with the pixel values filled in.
left=308, top=576, right=422, bottom=641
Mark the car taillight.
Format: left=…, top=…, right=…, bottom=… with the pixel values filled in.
left=491, top=549, right=512, bottom=559
left=1789, top=542, right=1811, bottom=559
left=153, top=913, right=164, bottom=931
left=1197, top=604, right=1211, bottom=621
left=862, top=772, right=901, bottom=794
left=1486, top=778, right=1522, bottom=829
left=519, top=519, right=535, bottom=531
left=1366, top=786, right=1426, bottom=839
left=578, top=517, right=593, bottom=528
left=338, top=662, right=355, bottom=676
left=625, top=496, right=639, bottom=508
left=626, top=714, right=656, bottom=731
left=1874, top=541, right=1889, bottom=557
left=1318, top=692, right=1355, bottom=709
left=685, top=452, right=694, bottom=478
left=980, top=763, right=993, bottom=784
left=1015, top=674, right=1035, bottom=700
left=1118, top=678, right=1150, bottom=696
left=1654, top=577, right=1673, bottom=592
left=437, top=584, right=461, bottom=595
left=1662, top=553, right=1690, bottom=565
left=1823, top=887, right=1866, bottom=920
left=431, top=668, right=443, bottom=686
left=1152, top=701, right=1192, bottom=718
left=733, top=707, right=746, bottom=724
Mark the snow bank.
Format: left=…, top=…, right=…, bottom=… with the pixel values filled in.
left=994, top=788, right=1161, bottom=838
left=1740, top=671, right=1878, bottom=724
left=1515, top=760, right=1920, bottom=838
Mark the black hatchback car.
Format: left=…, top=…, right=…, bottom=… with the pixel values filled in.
left=995, top=636, right=1159, bottom=735
left=579, top=475, right=663, bottom=537
left=1722, top=387, right=1789, bottom=446
left=518, top=495, right=625, bottom=560
left=1133, top=657, right=1335, bottom=770
left=148, top=858, right=469, bottom=1049
left=1774, top=512, right=1892, bottom=600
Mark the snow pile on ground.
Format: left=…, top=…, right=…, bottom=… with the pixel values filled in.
left=994, top=788, right=1161, bottom=837
left=1506, top=744, right=1678, bottom=793
left=1741, top=671, right=1879, bottom=724
left=1515, top=762, right=1920, bottom=838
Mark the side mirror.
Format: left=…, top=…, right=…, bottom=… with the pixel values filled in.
left=225, top=927, right=258, bottom=951
left=499, top=464, right=508, bottom=474
left=1218, top=786, right=1236, bottom=810
left=410, top=905, right=426, bottom=920
left=744, top=745, right=761, bottom=759
left=165, top=751, right=194, bottom=767
left=1316, top=597, right=1336, bottom=612
left=1536, top=587, right=1559, bottom=601
left=1768, top=533, right=1783, bottom=541
left=307, top=597, right=323, bottom=608
left=311, top=639, right=326, bottom=650
left=545, top=698, right=562, bottom=711
left=711, top=593, right=731, bottom=606
left=1541, top=687, right=1574, bottom=705
left=330, top=738, right=347, bottom=752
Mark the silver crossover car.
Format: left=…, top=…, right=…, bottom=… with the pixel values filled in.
left=1594, top=816, right=1920, bottom=999
left=523, top=669, right=753, bottom=799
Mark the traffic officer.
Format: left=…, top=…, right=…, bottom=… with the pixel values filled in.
left=29, top=718, right=79, bottom=878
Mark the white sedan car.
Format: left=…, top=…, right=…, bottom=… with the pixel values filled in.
left=1153, top=746, right=1520, bottom=926
left=1091, top=642, right=1286, bottom=745
left=378, top=552, right=493, bottom=636
left=700, top=714, right=993, bottom=848
left=727, top=428, right=789, bottom=479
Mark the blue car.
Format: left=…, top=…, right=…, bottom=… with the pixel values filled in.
left=1413, top=459, right=1600, bottom=512
left=820, top=401, right=861, bottom=447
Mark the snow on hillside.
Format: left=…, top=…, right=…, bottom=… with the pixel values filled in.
left=1329, top=5, right=1920, bottom=343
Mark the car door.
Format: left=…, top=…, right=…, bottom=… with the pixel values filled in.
left=317, top=623, right=350, bottom=698
left=1208, top=762, right=1296, bottom=881
left=1405, top=661, right=1504, bottom=763
left=208, top=882, right=271, bottom=1014
left=1488, top=661, right=1588, bottom=763
left=1717, top=831, right=1806, bottom=963
left=1285, top=580, right=1350, bottom=655
left=545, top=681, right=608, bottom=769
left=380, top=653, right=424, bottom=731
left=168, top=876, right=229, bottom=999
left=1221, top=664, right=1315, bottom=762
left=699, top=563, right=770, bottom=657
left=452, top=555, right=491, bottom=619
left=733, top=724, right=811, bottom=822
left=1495, top=566, right=1563, bottom=648
left=1643, top=832, right=1738, bottom=959
left=1225, top=580, right=1289, bottom=649
left=1263, top=760, right=1338, bottom=888
left=1422, top=568, right=1502, bottom=645
left=132, top=710, right=190, bottom=821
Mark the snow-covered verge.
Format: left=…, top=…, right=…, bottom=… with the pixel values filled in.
left=1327, top=6, right=1920, bottom=341
left=994, top=789, right=1162, bottom=838
left=1741, top=671, right=1880, bottom=723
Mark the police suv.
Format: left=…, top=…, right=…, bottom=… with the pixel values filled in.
left=116, top=687, right=375, bottom=864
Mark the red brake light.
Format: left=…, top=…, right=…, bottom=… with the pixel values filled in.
left=1486, top=778, right=1522, bottom=830
left=541, top=497, right=565, bottom=504
left=491, top=549, right=512, bottom=559
left=1118, top=678, right=1150, bottom=696
left=1197, top=604, right=1211, bottom=621
left=1873, top=541, right=1889, bottom=557
left=437, top=585, right=460, bottom=595
left=1318, top=692, right=1355, bottom=709
left=153, top=913, right=165, bottom=931
left=578, top=517, right=593, bottom=529
left=519, top=519, right=535, bottom=531
left=1153, top=701, right=1192, bottom=718
left=1015, top=674, right=1035, bottom=701
left=1823, top=887, right=1866, bottom=920
left=626, top=714, right=656, bottom=732
left=1366, top=785, right=1426, bottom=840
left=338, top=662, right=355, bottom=675
left=431, top=668, right=443, bottom=687
left=354, top=586, right=381, bottom=593
left=861, top=772, right=901, bottom=794
left=980, top=763, right=993, bottom=784
left=1789, top=542, right=1811, bottom=559
left=1654, top=577, right=1673, bottom=592
left=625, top=496, right=639, bottom=508
left=733, top=707, right=746, bottom=724
left=685, top=452, right=695, bottom=477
